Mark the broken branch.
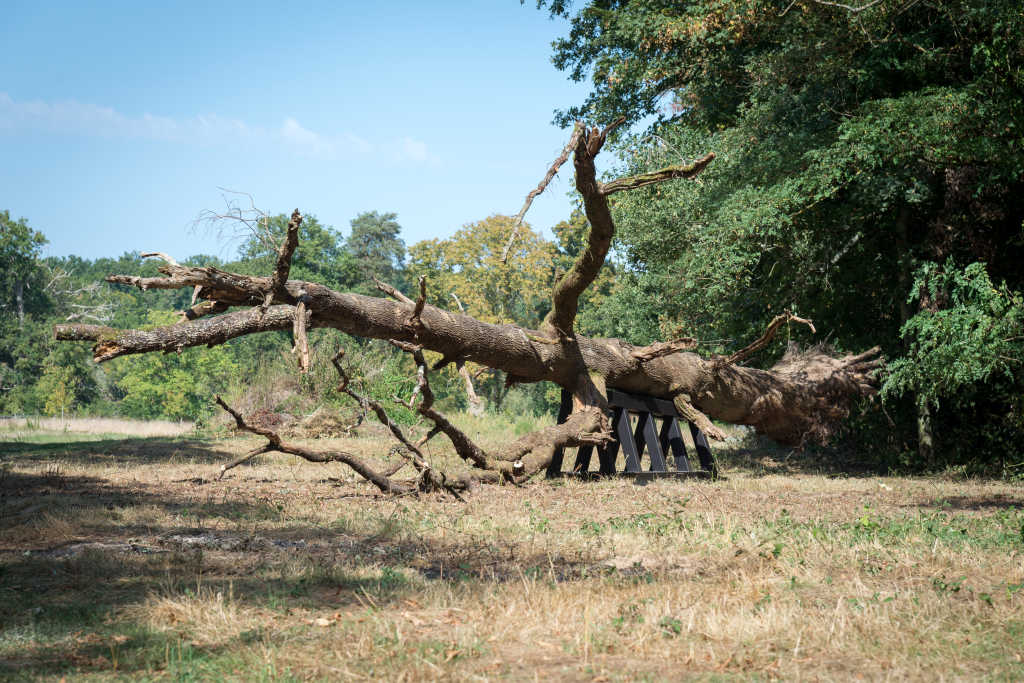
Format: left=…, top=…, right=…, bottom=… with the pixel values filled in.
left=292, top=295, right=311, bottom=372
left=501, top=122, right=585, bottom=263
left=673, top=395, right=728, bottom=442
left=215, top=395, right=410, bottom=493
left=407, top=276, right=427, bottom=331
left=374, top=277, right=414, bottom=304
left=631, top=337, right=698, bottom=363
left=715, top=312, right=817, bottom=370
left=599, top=153, right=716, bottom=195
left=267, top=209, right=302, bottom=306
left=449, top=293, right=484, bottom=415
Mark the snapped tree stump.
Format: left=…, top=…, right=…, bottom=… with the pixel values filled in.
left=547, top=388, right=718, bottom=480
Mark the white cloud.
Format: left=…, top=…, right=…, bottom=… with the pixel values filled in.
left=0, top=93, right=429, bottom=164
left=278, top=117, right=373, bottom=160
left=390, top=135, right=439, bottom=166
left=401, top=136, right=429, bottom=162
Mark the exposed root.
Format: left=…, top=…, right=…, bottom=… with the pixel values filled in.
left=706, top=343, right=884, bottom=446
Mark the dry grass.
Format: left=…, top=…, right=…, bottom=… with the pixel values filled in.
left=1, top=420, right=1022, bottom=680
left=0, top=416, right=193, bottom=438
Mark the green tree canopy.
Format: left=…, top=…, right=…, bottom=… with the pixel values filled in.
left=0, top=210, right=49, bottom=323
left=237, top=213, right=360, bottom=289
left=537, top=0, right=1024, bottom=468
left=348, top=211, right=407, bottom=288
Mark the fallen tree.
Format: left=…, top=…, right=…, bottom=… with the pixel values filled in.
left=55, top=121, right=881, bottom=493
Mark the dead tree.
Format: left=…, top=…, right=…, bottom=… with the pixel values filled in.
left=55, top=121, right=881, bottom=491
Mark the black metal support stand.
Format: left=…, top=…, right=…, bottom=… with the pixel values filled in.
left=546, top=388, right=717, bottom=480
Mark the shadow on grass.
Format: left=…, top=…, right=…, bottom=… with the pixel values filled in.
left=715, top=434, right=883, bottom=478
left=0, top=458, right=604, bottom=678
left=0, top=435, right=234, bottom=466
left=0, top=519, right=601, bottom=678
left=907, top=494, right=1024, bottom=512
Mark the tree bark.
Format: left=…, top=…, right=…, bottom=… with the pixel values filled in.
left=15, top=280, right=24, bottom=329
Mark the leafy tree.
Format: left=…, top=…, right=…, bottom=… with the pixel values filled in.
left=536, top=0, right=1024, bottom=468
left=0, top=211, right=53, bottom=412
left=36, top=344, right=100, bottom=417
left=348, top=211, right=407, bottom=289
left=237, top=213, right=361, bottom=289
left=409, top=215, right=555, bottom=327
left=107, top=311, right=240, bottom=421
left=409, top=215, right=559, bottom=409
left=0, top=210, right=49, bottom=327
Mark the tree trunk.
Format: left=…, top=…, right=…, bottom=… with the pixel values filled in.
left=15, top=280, right=24, bottom=329
left=54, top=122, right=881, bottom=487
left=896, top=205, right=937, bottom=464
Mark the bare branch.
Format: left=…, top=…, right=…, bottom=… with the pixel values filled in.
left=180, top=300, right=230, bottom=322
left=715, top=312, right=817, bottom=370
left=630, top=337, right=698, bottom=363
left=192, top=189, right=274, bottom=254
left=543, top=117, right=627, bottom=337
left=266, top=209, right=302, bottom=307
left=331, top=349, right=464, bottom=498
left=374, top=277, right=414, bottom=304
left=599, top=153, right=715, bottom=196
left=55, top=305, right=311, bottom=362
left=390, top=340, right=491, bottom=471
left=812, top=0, right=884, bottom=12
left=292, top=297, right=311, bottom=372
left=501, top=122, right=585, bottom=263
left=215, top=396, right=409, bottom=493
left=140, top=252, right=181, bottom=267
left=673, top=395, right=728, bottom=442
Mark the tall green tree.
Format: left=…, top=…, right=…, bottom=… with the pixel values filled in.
left=0, top=210, right=49, bottom=328
left=537, top=0, right=1024, bottom=468
left=0, top=211, right=53, bottom=412
left=348, top=211, right=407, bottom=290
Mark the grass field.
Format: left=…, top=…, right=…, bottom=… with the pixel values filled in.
left=1, top=415, right=1022, bottom=680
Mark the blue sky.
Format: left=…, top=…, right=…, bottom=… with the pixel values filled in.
left=1, top=1, right=595, bottom=260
